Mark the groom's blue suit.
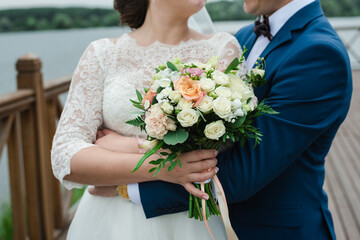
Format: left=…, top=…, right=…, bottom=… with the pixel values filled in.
left=138, top=1, right=352, bottom=239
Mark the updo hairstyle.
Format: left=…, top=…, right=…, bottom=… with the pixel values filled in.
left=114, top=0, right=149, bottom=29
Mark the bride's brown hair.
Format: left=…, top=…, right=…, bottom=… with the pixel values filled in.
left=114, top=0, right=149, bottom=29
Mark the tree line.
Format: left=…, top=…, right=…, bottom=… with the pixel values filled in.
left=0, top=0, right=359, bottom=33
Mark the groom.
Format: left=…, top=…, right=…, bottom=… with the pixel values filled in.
left=136, top=0, right=352, bottom=239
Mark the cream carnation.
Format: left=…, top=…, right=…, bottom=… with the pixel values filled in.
left=212, top=70, right=229, bottom=85
left=200, top=78, right=216, bottom=92
left=197, top=96, right=213, bottom=114
left=177, top=109, right=200, bottom=127
left=145, top=104, right=169, bottom=139
left=212, top=97, right=232, bottom=119
left=204, top=120, right=226, bottom=140
left=165, top=117, right=177, bottom=131
left=214, top=86, right=232, bottom=98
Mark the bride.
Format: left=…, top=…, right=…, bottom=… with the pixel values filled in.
left=51, top=0, right=242, bottom=239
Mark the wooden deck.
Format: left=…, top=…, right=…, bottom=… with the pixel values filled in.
left=324, top=70, right=360, bottom=240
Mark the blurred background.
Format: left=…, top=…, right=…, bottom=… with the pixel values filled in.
left=0, top=0, right=359, bottom=239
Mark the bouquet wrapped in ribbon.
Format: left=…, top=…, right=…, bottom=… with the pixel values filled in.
left=126, top=50, right=277, bottom=238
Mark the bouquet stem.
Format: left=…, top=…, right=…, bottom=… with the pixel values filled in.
left=188, top=180, right=220, bottom=221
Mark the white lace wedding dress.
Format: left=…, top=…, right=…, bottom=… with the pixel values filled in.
left=51, top=32, right=241, bottom=240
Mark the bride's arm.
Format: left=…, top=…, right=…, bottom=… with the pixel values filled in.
left=51, top=40, right=216, bottom=198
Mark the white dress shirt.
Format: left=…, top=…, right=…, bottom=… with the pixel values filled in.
left=246, top=0, right=315, bottom=69
left=129, top=0, right=315, bottom=205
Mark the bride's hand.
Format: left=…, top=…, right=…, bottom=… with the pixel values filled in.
left=157, top=149, right=219, bottom=200
left=95, top=129, right=139, bottom=153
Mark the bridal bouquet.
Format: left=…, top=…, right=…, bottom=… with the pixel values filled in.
left=126, top=51, right=277, bottom=222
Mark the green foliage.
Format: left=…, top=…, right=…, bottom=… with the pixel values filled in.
left=71, top=186, right=87, bottom=207
left=206, top=0, right=360, bottom=21
left=0, top=202, right=13, bottom=240
left=125, top=116, right=145, bottom=131
left=163, top=128, right=189, bottom=145
left=0, top=7, right=120, bottom=32
left=0, top=1, right=358, bottom=32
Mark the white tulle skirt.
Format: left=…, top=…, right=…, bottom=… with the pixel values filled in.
left=67, top=187, right=226, bottom=240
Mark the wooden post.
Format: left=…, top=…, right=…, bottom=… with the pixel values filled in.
left=47, top=98, right=64, bottom=228
left=16, top=54, right=54, bottom=240
left=7, top=113, right=27, bottom=240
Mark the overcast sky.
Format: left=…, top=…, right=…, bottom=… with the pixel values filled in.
left=0, top=0, right=115, bottom=9
left=0, top=0, right=221, bottom=10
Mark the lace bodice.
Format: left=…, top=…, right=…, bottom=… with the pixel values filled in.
left=51, top=32, right=242, bottom=189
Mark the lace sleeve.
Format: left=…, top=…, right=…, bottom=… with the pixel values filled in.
left=51, top=41, right=105, bottom=190
left=216, top=33, right=247, bottom=75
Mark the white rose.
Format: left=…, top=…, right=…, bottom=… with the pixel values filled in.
left=251, top=68, right=265, bottom=78
left=234, top=108, right=245, bottom=117
left=232, top=99, right=242, bottom=109
left=204, top=120, right=226, bottom=140
left=197, top=96, right=213, bottom=114
left=214, top=86, right=232, bottom=98
left=212, top=97, right=232, bottom=119
left=161, top=102, right=174, bottom=114
left=200, top=78, right=216, bottom=92
left=169, top=90, right=182, bottom=103
left=176, top=98, right=193, bottom=110
left=212, top=70, right=229, bottom=85
left=229, top=74, right=254, bottom=101
left=177, top=109, right=200, bottom=127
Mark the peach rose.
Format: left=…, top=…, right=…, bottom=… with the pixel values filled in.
left=142, top=89, right=157, bottom=107
left=174, top=76, right=204, bottom=102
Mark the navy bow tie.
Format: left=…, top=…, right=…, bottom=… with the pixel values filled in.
left=253, top=15, right=273, bottom=41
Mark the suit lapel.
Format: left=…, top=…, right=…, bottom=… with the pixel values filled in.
left=244, top=33, right=257, bottom=59
left=260, top=0, right=324, bottom=60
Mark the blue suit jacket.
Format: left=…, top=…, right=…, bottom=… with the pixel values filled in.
left=138, top=1, right=353, bottom=239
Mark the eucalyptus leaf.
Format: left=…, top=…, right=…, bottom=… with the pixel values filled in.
left=163, top=129, right=189, bottom=145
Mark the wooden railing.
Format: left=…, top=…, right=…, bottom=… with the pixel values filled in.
left=335, top=26, right=360, bottom=66
left=0, top=54, right=72, bottom=240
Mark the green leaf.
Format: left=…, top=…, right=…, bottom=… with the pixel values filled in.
left=149, top=167, right=157, bottom=173
left=168, top=161, right=178, bottom=172
left=196, top=108, right=207, bottom=122
left=125, top=116, right=145, bottom=127
left=167, top=61, right=179, bottom=72
left=149, top=158, right=164, bottom=165
left=154, top=166, right=162, bottom=176
left=227, top=115, right=246, bottom=128
left=224, top=58, right=240, bottom=74
left=178, top=159, right=182, bottom=168
left=165, top=152, right=178, bottom=162
left=159, top=152, right=170, bottom=156
left=163, top=128, right=189, bottom=145
left=132, top=141, right=164, bottom=172
left=136, top=90, right=143, bottom=103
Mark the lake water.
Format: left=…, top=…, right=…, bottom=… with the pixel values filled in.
left=0, top=18, right=359, bottom=205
